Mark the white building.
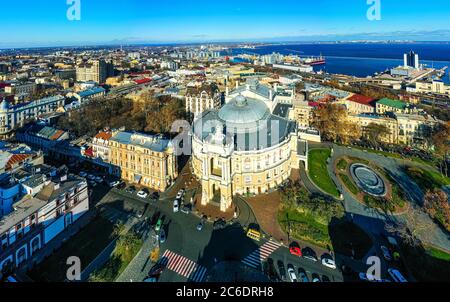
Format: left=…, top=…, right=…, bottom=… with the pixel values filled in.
left=0, top=95, right=65, bottom=137
left=0, top=173, right=89, bottom=278
left=185, top=90, right=222, bottom=118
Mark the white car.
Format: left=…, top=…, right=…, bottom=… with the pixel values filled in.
left=173, top=199, right=180, bottom=213
left=321, top=257, right=336, bottom=269
left=109, top=180, right=120, bottom=188
left=176, top=190, right=184, bottom=200
left=137, top=190, right=149, bottom=199
left=287, top=266, right=297, bottom=282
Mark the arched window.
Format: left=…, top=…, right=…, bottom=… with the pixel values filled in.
left=64, top=213, right=73, bottom=228
left=31, top=237, right=40, bottom=254
left=17, top=247, right=27, bottom=266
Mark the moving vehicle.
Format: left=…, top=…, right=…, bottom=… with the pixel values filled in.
left=287, top=265, right=297, bottom=282
left=173, top=199, right=179, bottom=213
left=388, top=268, right=408, bottom=283
left=159, top=229, right=166, bottom=244
left=380, top=246, right=392, bottom=261
left=246, top=228, right=261, bottom=241
left=321, top=257, right=336, bottom=269
left=137, top=189, right=149, bottom=199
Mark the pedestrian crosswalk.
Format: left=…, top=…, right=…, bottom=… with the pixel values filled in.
left=242, top=240, right=282, bottom=269
left=158, top=250, right=207, bottom=282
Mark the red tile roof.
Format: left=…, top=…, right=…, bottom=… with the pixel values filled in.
left=348, top=94, right=375, bottom=106
left=5, top=154, right=32, bottom=170
left=95, top=131, right=113, bottom=141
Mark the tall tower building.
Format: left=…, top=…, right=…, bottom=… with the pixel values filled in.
left=404, top=51, right=420, bottom=69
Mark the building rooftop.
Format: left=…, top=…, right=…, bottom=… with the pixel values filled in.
left=110, top=131, right=172, bottom=152
left=347, top=94, right=375, bottom=106
left=377, top=98, right=407, bottom=110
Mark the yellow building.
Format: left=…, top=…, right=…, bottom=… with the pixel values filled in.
left=109, top=131, right=178, bottom=192
left=192, top=95, right=307, bottom=212
left=347, top=114, right=399, bottom=144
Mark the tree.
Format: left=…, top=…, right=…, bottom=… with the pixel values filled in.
left=312, top=103, right=360, bottom=144
left=432, top=122, right=450, bottom=176
left=423, top=189, right=450, bottom=232
left=364, top=123, right=390, bottom=147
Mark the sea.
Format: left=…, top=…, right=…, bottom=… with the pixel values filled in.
left=230, top=43, right=450, bottom=84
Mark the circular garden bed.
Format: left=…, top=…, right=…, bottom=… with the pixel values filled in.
left=334, top=156, right=409, bottom=214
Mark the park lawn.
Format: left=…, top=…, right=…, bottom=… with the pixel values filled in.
left=308, top=149, right=340, bottom=198
left=28, top=215, right=115, bottom=282
left=89, top=231, right=143, bottom=282
left=425, top=245, right=450, bottom=261
left=337, top=159, right=348, bottom=171
left=278, top=207, right=331, bottom=249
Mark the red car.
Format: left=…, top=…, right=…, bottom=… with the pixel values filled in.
left=289, top=243, right=302, bottom=257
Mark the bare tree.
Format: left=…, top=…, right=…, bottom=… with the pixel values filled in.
left=384, top=207, right=433, bottom=247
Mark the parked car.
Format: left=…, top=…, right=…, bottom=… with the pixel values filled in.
left=298, top=268, right=309, bottom=282
left=173, top=199, right=180, bottom=213
left=88, top=180, right=97, bottom=187
left=213, top=218, right=226, bottom=230
left=388, top=268, right=408, bottom=283
left=94, top=176, right=104, bottom=183
left=321, top=256, right=336, bottom=269
left=109, top=180, right=121, bottom=188
left=380, top=246, right=392, bottom=262
left=79, top=171, right=88, bottom=178
left=137, top=189, right=149, bottom=199
left=148, top=263, right=165, bottom=276
left=176, top=189, right=184, bottom=200
left=289, top=242, right=302, bottom=257
left=181, top=204, right=192, bottom=214
left=302, top=248, right=318, bottom=262
left=87, top=174, right=96, bottom=181
left=155, top=218, right=163, bottom=232
left=126, top=186, right=136, bottom=194
left=143, top=277, right=158, bottom=282
left=116, top=181, right=126, bottom=190
left=277, top=261, right=287, bottom=281
left=151, top=192, right=160, bottom=200
left=287, top=265, right=297, bottom=282
left=197, top=217, right=206, bottom=231
left=312, top=274, right=321, bottom=282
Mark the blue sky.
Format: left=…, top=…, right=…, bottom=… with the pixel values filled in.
left=2, top=0, right=450, bottom=47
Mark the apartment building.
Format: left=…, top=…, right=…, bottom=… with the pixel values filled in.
left=109, top=131, right=178, bottom=192
left=0, top=171, right=89, bottom=278
left=0, top=95, right=65, bottom=136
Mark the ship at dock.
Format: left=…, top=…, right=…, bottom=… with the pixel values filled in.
left=301, top=55, right=326, bottom=66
